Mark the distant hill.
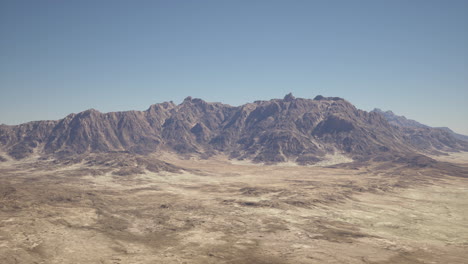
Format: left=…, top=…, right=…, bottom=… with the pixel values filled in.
left=372, top=108, right=468, bottom=142
left=371, top=108, right=429, bottom=128
left=431, top=127, right=468, bottom=142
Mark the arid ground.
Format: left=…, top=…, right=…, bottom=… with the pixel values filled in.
left=1, top=153, right=467, bottom=264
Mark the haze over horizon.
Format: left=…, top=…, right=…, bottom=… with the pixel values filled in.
left=1, top=0, right=467, bottom=134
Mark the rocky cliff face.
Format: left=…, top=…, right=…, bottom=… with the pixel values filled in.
left=1, top=94, right=467, bottom=164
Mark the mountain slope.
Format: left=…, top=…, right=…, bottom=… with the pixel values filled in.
left=436, top=127, right=468, bottom=142
left=371, top=108, right=429, bottom=128
left=1, top=94, right=467, bottom=164
left=372, top=108, right=468, bottom=153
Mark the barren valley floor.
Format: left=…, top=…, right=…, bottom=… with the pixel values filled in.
left=1, top=153, right=467, bottom=264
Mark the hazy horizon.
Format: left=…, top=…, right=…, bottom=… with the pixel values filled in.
left=1, top=0, right=467, bottom=134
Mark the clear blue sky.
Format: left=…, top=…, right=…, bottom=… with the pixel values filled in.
left=1, top=0, right=467, bottom=134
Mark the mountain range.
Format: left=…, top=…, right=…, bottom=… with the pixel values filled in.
left=1, top=94, right=467, bottom=165
left=372, top=108, right=468, bottom=142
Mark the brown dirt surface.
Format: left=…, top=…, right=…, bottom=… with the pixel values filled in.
left=0, top=153, right=467, bottom=263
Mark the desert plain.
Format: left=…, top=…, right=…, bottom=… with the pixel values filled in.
left=0, top=152, right=467, bottom=264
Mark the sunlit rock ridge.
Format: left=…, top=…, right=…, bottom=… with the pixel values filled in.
left=1, top=94, right=467, bottom=164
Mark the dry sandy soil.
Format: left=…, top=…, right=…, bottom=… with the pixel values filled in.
left=0, top=152, right=467, bottom=264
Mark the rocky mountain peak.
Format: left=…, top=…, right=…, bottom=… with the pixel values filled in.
left=147, top=101, right=176, bottom=112
left=78, top=108, right=101, bottom=118
left=313, top=95, right=344, bottom=101
left=283, top=93, right=295, bottom=102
